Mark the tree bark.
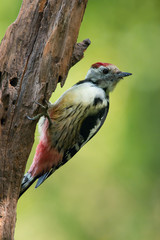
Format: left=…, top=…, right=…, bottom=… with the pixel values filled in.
left=0, top=0, right=90, bottom=239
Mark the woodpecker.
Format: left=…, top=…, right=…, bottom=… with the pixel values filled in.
left=19, top=62, right=132, bottom=197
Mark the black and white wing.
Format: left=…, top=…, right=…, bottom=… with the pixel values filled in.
left=62, top=99, right=109, bottom=165
left=33, top=82, right=110, bottom=188
left=34, top=98, right=109, bottom=188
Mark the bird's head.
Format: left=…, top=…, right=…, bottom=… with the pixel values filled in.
left=85, top=62, right=132, bottom=93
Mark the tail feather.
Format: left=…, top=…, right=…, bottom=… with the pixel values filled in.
left=19, top=172, right=36, bottom=198
left=35, top=168, right=55, bottom=188
left=19, top=168, right=56, bottom=198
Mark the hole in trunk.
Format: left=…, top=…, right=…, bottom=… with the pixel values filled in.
left=10, top=77, right=18, bottom=87
left=1, top=118, right=6, bottom=125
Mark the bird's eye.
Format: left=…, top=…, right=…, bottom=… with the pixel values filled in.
left=103, top=68, right=109, bottom=74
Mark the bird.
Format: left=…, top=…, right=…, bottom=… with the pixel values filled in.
left=19, top=62, right=132, bottom=197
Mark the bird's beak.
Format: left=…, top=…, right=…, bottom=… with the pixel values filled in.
left=117, top=72, right=132, bottom=78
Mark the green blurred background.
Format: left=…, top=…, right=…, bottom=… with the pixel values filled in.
left=1, top=0, right=160, bottom=239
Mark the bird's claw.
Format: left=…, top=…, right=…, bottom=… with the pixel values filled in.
left=34, top=101, right=47, bottom=109
left=27, top=101, right=52, bottom=126
left=27, top=113, right=44, bottom=121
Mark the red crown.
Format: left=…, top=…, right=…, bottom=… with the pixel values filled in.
left=91, top=62, right=112, bottom=69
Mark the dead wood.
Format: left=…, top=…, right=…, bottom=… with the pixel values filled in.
left=0, top=0, right=90, bottom=239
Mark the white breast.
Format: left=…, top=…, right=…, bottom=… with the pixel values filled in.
left=56, top=82, right=107, bottom=107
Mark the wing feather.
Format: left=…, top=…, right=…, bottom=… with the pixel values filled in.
left=36, top=86, right=109, bottom=186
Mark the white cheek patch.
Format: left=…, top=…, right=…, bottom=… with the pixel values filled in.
left=85, top=68, right=96, bottom=79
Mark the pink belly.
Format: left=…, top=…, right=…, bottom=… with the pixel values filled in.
left=29, top=141, right=63, bottom=177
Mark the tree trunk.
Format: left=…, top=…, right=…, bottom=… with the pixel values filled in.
left=0, top=0, right=90, bottom=239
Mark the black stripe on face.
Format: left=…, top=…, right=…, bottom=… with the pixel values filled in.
left=93, top=97, right=103, bottom=106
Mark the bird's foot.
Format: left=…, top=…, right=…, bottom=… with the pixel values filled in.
left=27, top=101, right=52, bottom=126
